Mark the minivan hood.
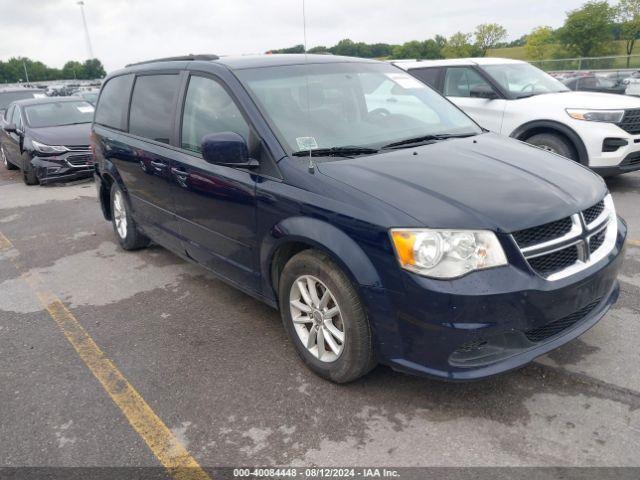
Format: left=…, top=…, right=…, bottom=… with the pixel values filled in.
left=28, top=123, right=91, bottom=147
left=316, top=133, right=607, bottom=232
left=521, top=90, right=640, bottom=109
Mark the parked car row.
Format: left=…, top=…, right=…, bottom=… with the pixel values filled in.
left=0, top=54, right=629, bottom=383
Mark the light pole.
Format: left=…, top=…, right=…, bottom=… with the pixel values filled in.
left=77, top=1, right=94, bottom=59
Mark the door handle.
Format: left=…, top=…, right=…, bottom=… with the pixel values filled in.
left=171, top=167, right=188, bottom=178
left=150, top=160, right=166, bottom=169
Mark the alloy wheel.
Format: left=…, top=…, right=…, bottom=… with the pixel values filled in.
left=113, top=190, right=128, bottom=239
left=289, top=275, right=345, bottom=363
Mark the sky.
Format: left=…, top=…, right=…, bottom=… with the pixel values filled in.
left=0, top=0, right=588, bottom=72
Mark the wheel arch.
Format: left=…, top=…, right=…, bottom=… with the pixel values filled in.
left=261, top=217, right=383, bottom=307
left=509, top=120, right=589, bottom=165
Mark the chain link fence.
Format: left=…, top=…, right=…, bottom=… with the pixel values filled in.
left=531, top=54, right=640, bottom=73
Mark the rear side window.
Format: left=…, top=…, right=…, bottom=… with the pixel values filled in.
left=443, top=67, right=491, bottom=97
left=410, top=68, right=442, bottom=90
left=129, top=74, right=180, bottom=144
left=95, top=74, right=134, bottom=130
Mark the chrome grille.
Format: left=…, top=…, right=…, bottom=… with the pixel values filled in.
left=66, top=154, right=92, bottom=167
left=618, top=109, right=640, bottom=135
left=66, top=145, right=90, bottom=152
left=512, top=195, right=616, bottom=281
left=512, top=217, right=573, bottom=249
left=582, top=200, right=604, bottom=225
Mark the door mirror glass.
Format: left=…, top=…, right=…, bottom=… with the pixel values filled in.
left=201, top=132, right=254, bottom=167
left=469, top=84, right=498, bottom=99
left=3, top=123, right=17, bottom=133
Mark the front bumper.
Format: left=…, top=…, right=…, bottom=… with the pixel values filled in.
left=592, top=151, right=640, bottom=176
left=364, top=219, right=627, bottom=381
left=31, top=155, right=94, bottom=185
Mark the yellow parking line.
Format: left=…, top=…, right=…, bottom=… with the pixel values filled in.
left=0, top=231, right=211, bottom=480
left=629, top=239, right=640, bottom=247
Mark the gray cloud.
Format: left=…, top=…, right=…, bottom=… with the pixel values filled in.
left=0, top=0, right=586, bottom=72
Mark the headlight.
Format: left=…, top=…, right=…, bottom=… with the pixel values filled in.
left=31, top=140, right=68, bottom=154
left=566, top=109, right=624, bottom=123
left=390, top=228, right=507, bottom=279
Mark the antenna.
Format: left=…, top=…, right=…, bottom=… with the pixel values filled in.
left=302, top=0, right=315, bottom=174
left=77, top=1, right=95, bottom=59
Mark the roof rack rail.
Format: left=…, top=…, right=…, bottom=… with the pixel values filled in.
left=125, top=54, right=219, bottom=67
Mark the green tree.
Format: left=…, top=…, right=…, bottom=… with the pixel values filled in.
left=474, top=23, right=508, bottom=56
left=332, top=39, right=358, bottom=56
left=442, top=32, right=474, bottom=58
left=82, top=58, right=106, bottom=79
left=557, top=1, right=616, bottom=57
left=525, top=26, right=556, bottom=60
left=62, top=61, right=84, bottom=80
left=616, top=0, right=640, bottom=66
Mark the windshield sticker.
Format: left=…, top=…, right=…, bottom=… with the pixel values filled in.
left=385, top=72, right=427, bottom=90
left=296, top=136, right=318, bottom=151
left=77, top=105, right=95, bottom=113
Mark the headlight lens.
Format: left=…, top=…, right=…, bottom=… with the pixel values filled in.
left=390, top=229, right=508, bottom=279
left=32, top=140, right=68, bottom=154
left=566, top=109, right=624, bottom=123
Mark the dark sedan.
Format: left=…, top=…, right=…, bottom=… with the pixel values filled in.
left=562, top=75, right=627, bottom=95
left=1, top=97, right=94, bottom=185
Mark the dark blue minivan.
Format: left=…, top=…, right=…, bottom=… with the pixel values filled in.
left=91, top=54, right=626, bottom=383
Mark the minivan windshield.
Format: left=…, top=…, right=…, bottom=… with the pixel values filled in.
left=24, top=100, right=95, bottom=128
left=236, top=62, right=481, bottom=154
left=481, top=63, right=569, bottom=98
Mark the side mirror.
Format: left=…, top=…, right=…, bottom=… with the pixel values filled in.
left=470, top=84, right=498, bottom=100
left=3, top=123, right=17, bottom=134
left=201, top=132, right=257, bottom=168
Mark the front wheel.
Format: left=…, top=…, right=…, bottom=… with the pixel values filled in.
left=526, top=133, right=577, bottom=161
left=110, top=183, right=150, bottom=250
left=22, top=156, right=39, bottom=185
left=279, top=250, right=376, bottom=383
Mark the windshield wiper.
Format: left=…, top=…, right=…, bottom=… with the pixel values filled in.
left=291, top=146, right=379, bottom=157
left=381, top=132, right=478, bottom=150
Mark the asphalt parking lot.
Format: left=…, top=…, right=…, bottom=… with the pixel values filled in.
left=0, top=167, right=639, bottom=471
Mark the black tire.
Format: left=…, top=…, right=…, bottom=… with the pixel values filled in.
left=109, top=183, right=150, bottom=250
left=526, top=133, right=577, bottom=161
left=279, top=249, right=376, bottom=383
left=1, top=145, right=17, bottom=170
left=22, top=156, right=39, bottom=185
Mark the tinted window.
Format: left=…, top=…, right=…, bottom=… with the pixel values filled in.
left=11, top=106, right=22, bottom=129
left=0, top=91, right=44, bottom=110
left=95, top=74, right=134, bottom=130
left=25, top=101, right=94, bottom=128
left=129, top=74, right=180, bottom=144
left=410, top=68, right=441, bottom=90
left=181, top=76, right=250, bottom=153
left=443, top=67, right=491, bottom=97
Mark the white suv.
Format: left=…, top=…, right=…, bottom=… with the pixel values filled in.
left=394, top=58, right=640, bottom=176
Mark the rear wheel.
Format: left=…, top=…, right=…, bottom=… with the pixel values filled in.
left=110, top=183, right=150, bottom=250
left=526, top=133, right=577, bottom=161
left=1, top=145, right=17, bottom=170
left=279, top=250, right=376, bottom=383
